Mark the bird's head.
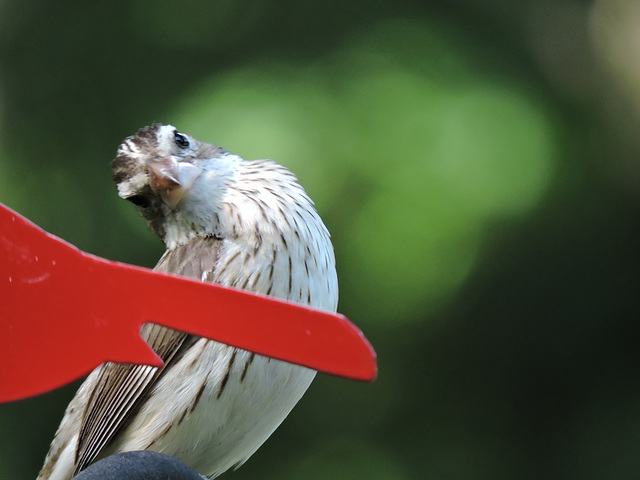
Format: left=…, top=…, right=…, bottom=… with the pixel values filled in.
left=111, top=124, right=232, bottom=245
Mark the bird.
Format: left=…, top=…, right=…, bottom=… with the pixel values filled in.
left=37, top=123, right=339, bottom=479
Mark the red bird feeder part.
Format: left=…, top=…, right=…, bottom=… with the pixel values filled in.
left=0, top=202, right=376, bottom=403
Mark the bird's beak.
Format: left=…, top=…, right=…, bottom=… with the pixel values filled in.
left=146, top=156, right=203, bottom=209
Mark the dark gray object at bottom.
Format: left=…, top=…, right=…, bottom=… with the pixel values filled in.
left=72, top=451, right=204, bottom=480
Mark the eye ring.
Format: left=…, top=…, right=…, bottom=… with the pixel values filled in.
left=173, top=130, right=190, bottom=149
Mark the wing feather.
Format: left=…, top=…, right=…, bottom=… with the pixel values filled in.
left=74, top=236, right=223, bottom=474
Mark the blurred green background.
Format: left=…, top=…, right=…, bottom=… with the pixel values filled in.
left=2, top=0, right=640, bottom=479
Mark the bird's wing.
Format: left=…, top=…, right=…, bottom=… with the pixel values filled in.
left=74, top=236, right=223, bottom=474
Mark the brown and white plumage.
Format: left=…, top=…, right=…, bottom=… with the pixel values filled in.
left=37, top=124, right=338, bottom=479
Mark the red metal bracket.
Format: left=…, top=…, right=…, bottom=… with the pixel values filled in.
left=0, top=203, right=376, bottom=402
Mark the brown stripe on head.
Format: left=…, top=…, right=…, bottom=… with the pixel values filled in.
left=110, top=123, right=163, bottom=185
left=129, top=123, right=163, bottom=150
left=111, top=153, right=142, bottom=184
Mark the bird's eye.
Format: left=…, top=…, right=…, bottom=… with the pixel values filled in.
left=174, top=131, right=190, bottom=149
left=126, top=194, right=150, bottom=208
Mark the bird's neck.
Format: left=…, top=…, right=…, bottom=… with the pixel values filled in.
left=160, top=159, right=312, bottom=251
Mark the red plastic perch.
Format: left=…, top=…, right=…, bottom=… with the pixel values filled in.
left=0, top=203, right=376, bottom=403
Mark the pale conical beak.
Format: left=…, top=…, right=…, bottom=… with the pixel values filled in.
left=146, top=156, right=203, bottom=209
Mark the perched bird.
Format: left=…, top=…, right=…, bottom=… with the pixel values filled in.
left=37, top=124, right=338, bottom=479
